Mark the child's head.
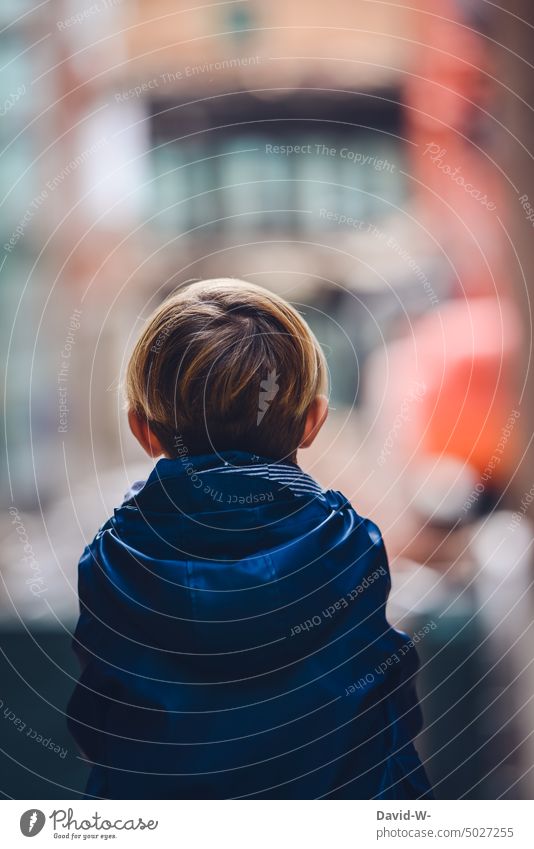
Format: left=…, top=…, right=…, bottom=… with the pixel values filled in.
left=125, top=279, right=329, bottom=462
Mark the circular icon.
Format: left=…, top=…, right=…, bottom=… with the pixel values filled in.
left=20, top=810, right=46, bottom=837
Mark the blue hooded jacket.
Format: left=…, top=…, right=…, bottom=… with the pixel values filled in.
left=67, top=451, right=432, bottom=799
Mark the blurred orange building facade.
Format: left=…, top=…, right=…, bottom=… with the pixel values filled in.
left=3, top=0, right=521, bottom=503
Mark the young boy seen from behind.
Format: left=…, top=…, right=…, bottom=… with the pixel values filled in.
left=68, top=279, right=432, bottom=800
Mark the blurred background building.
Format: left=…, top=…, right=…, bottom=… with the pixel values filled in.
left=1, top=0, right=533, bottom=799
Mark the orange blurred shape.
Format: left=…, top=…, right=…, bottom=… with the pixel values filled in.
left=413, top=297, right=522, bottom=480
left=368, top=297, right=523, bottom=482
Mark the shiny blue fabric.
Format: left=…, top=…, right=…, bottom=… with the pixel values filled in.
left=68, top=451, right=433, bottom=799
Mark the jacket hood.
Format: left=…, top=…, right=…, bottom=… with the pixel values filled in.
left=78, top=451, right=378, bottom=675
left=70, top=450, right=432, bottom=799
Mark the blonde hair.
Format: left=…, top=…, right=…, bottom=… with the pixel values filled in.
left=126, top=278, right=328, bottom=460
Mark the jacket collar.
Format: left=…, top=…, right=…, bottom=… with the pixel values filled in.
left=120, top=450, right=328, bottom=515
left=145, top=449, right=301, bottom=486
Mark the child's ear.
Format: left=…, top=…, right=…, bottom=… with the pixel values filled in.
left=299, top=395, right=329, bottom=449
left=128, top=409, right=167, bottom=458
